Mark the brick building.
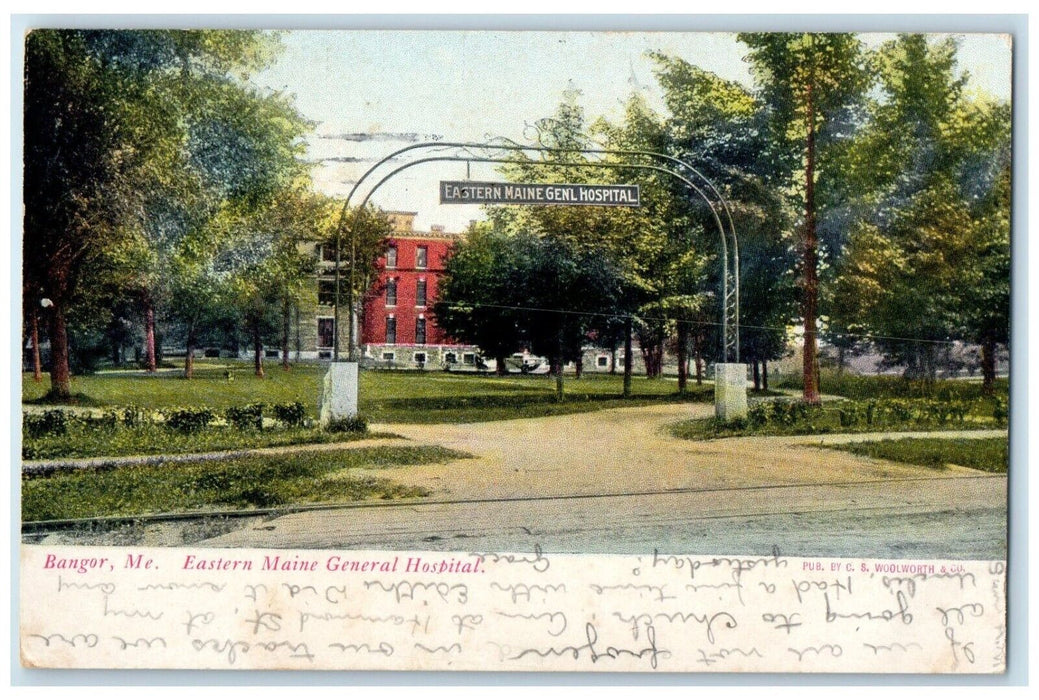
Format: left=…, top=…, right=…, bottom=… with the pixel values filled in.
left=358, top=211, right=477, bottom=368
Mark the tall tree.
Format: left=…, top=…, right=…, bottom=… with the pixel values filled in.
left=648, top=53, right=798, bottom=388
left=433, top=222, right=526, bottom=375
left=739, top=32, right=871, bottom=403
left=23, top=29, right=306, bottom=396
left=827, top=35, right=1011, bottom=388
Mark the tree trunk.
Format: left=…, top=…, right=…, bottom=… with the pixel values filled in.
left=981, top=336, right=997, bottom=395
left=695, top=350, right=703, bottom=386
left=31, top=311, right=42, bottom=382
left=554, top=332, right=565, bottom=401
left=641, top=342, right=663, bottom=379
left=281, top=297, right=291, bottom=371
left=294, top=304, right=301, bottom=361
left=609, top=347, right=616, bottom=375
left=762, top=359, right=769, bottom=392
left=253, top=323, right=265, bottom=378
left=676, top=322, right=688, bottom=394
left=623, top=316, right=633, bottom=398
left=753, top=359, right=761, bottom=391
left=801, top=72, right=821, bottom=405
left=575, top=358, right=583, bottom=379
left=48, top=303, right=72, bottom=399
left=184, top=324, right=196, bottom=379
left=495, top=354, right=507, bottom=376
left=144, top=300, right=157, bottom=373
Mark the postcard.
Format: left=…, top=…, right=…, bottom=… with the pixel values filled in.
left=16, top=25, right=1013, bottom=674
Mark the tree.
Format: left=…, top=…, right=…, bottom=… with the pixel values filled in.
left=330, top=204, right=393, bottom=360
left=490, top=89, right=645, bottom=391
left=435, top=224, right=625, bottom=399
left=738, top=33, right=872, bottom=403
left=826, top=35, right=1011, bottom=388
left=433, top=222, right=526, bottom=375
left=648, top=53, right=799, bottom=389
left=23, top=29, right=307, bottom=396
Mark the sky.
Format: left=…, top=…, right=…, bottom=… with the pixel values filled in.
left=255, top=30, right=1013, bottom=232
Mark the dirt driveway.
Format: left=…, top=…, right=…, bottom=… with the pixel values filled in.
left=358, top=403, right=1004, bottom=500
left=199, top=403, right=1007, bottom=557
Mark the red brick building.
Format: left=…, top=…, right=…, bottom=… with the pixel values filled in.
left=359, top=212, right=477, bottom=368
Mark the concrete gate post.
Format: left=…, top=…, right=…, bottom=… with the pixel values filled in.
left=714, top=362, right=748, bottom=421
left=320, top=361, right=359, bottom=425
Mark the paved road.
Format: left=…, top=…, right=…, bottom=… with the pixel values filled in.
left=199, top=404, right=1008, bottom=559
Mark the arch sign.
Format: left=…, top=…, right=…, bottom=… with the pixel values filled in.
left=440, top=180, right=640, bottom=207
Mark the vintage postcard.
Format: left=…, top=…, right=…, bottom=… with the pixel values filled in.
left=16, top=25, right=1013, bottom=674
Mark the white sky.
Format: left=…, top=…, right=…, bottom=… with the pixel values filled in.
left=257, top=31, right=1012, bottom=232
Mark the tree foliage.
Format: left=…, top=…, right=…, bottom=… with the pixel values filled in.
left=23, top=29, right=310, bottom=394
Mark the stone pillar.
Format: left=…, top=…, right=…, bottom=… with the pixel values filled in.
left=714, top=363, right=748, bottom=421
left=320, top=361, right=359, bottom=426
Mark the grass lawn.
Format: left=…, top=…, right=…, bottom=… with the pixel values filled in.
left=23, top=362, right=711, bottom=424
left=822, top=437, right=1008, bottom=473
left=22, top=445, right=471, bottom=522
left=23, top=424, right=399, bottom=461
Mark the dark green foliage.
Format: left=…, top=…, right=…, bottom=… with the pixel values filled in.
left=163, top=407, right=216, bottom=434
left=24, top=410, right=72, bottom=439
left=225, top=403, right=265, bottom=430
left=272, top=401, right=307, bottom=428
left=122, top=404, right=147, bottom=427
left=671, top=396, right=1003, bottom=441
left=993, top=397, right=1008, bottom=427
left=324, top=414, right=369, bottom=434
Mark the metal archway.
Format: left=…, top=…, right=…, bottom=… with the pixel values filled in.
left=331, top=141, right=739, bottom=363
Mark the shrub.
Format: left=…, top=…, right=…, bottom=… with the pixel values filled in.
left=164, top=407, right=216, bottom=434
left=748, top=403, right=770, bottom=427
left=226, top=403, right=265, bottom=431
left=865, top=400, right=879, bottom=426
left=272, top=402, right=307, bottom=428
left=993, top=397, right=1008, bottom=427
left=24, top=410, right=71, bottom=439
left=324, top=414, right=369, bottom=434
left=122, top=404, right=148, bottom=428
left=838, top=404, right=861, bottom=428
left=78, top=410, right=120, bottom=431
left=771, top=400, right=793, bottom=425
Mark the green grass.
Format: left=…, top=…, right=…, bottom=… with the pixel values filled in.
left=22, top=445, right=471, bottom=521
left=23, top=423, right=399, bottom=461
left=23, top=363, right=712, bottom=424
left=822, top=437, right=1008, bottom=473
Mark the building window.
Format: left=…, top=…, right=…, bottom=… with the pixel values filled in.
left=597, top=355, right=609, bottom=368
left=386, top=316, right=396, bottom=345
left=381, top=351, right=395, bottom=362
left=385, top=279, right=397, bottom=306
left=317, top=318, right=335, bottom=348
left=416, top=245, right=428, bottom=269
left=444, top=352, right=457, bottom=365
left=416, top=279, right=427, bottom=307
left=318, top=280, right=335, bottom=306
left=415, top=317, right=426, bottom=345
left=463, top=352, right=475, bottom=365
left=321, top=244, right=337, bottom=263
left=385, top=245, right=397, bottom=269
left=414, top=352, right=427, bottom=366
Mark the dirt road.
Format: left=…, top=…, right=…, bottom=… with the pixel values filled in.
left=200, top=404, right=1007, bottom=558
